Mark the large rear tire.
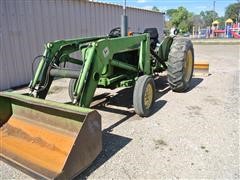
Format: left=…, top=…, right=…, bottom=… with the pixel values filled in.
left=133, top=75, right=155, bottom=117
left=167, top=38, right=194, bottom=92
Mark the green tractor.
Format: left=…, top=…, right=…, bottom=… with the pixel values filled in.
left=0, top=27, right=194, bottom=179
left=31, top=27, right=194, bottom=116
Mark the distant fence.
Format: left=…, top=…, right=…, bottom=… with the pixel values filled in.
left=0, top=0, right=164, bottom=90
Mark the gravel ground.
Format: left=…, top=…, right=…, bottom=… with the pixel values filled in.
left=191, top=38, right=240, bottom=45
left=0, top=45, right=239, bottom=179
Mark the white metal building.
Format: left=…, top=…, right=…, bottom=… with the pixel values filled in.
left=0, top=0, right=164, bottom=90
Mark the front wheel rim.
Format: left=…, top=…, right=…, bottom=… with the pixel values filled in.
left=144, top=83, right=153, bottom=110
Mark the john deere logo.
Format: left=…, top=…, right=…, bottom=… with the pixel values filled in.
left=103, top=47, right=109, bottom=58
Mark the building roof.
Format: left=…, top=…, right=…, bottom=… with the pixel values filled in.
left=88, top=0, right=164, bottom=14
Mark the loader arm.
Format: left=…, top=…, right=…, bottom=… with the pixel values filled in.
left=73, top=34, right=151, bottom=107
left=29, top=36, right=107, bottom=98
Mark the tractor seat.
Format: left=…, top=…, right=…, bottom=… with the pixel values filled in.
left=144, top=28, right=159, bottom=49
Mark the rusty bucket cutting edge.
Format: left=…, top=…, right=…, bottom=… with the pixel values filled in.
left=0, top=92, right=102, bottom=179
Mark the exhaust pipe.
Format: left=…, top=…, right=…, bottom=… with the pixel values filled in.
left=121, top=0, right=128, bottom=37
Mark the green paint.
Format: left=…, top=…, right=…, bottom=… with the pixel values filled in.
left=22, top=34, right=173, bottom=108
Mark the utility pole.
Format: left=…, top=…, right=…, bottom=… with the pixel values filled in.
left=213, top=0, right=216, bottom=22
left=213, top=0, right=216, bottom=12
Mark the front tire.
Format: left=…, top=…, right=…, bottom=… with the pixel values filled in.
left=68, top=79, right=77, bottom=102
left=167, top=38, right=194, bottom=92
left=133, top=75, right=156, bottom=117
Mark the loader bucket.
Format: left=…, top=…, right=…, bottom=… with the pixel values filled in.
left=0, top=92, right=102, bottom=179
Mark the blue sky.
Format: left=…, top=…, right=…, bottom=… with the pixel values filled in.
left=96, top=0, right=237, bottom=16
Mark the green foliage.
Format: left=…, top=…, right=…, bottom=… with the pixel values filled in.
left=178, top=21, right=189, bottom=33
left=171, top=7, right=188, bottom=27
left=168, top=7, right=193, bottom=33
left=200, top=10, right=218, bottom=27
left=166, top=9, right=177, bottom=18
left=165, top=20, right=172, bottom=30
left=216, top=16, right=225, bottom=29
left=225, top=3, right=240, bottom=22
left=152, top=6, right=160, bottom=12
left=165, top=2, right=238, bottom=32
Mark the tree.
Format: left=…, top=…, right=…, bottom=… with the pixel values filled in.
left=166, top=9, right=177, bottom=18
left=164, top=20, right=171, bottom=31
left=225, top=3, right=240, bottom=22
left=152, top=6, right=160, bottom=12
left=200, top=10, right=218, bottom=27
left=192, top=15, right=205, bottom=28
left=216, top=16, right=225, bottom=29
left=171, top=7, right=188, bottom=27
left=168, top=7, right=193, bottom=33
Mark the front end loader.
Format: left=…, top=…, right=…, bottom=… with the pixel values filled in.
left=0, top=28, right=194, bottom=179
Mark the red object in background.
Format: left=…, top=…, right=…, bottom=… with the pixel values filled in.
left=232, top=32, right=240, bottom=38
left=213, top=29, right=225, bottom=38
left=214, top=30, right=225, bottom=33
left=231, top=23, right=240, bottom=39
left=213, top=24, right=240, bottom=39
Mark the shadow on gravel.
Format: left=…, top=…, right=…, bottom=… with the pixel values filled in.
left=154, top=76, right=171, bottom=100
left=187, top=77, right=203, bottom=92
left=150, top=100, right=167, bottom=116
left=75, top=132, right=132, bottom=180
left=92, top=76, right=170, bottom=111
left=75, top=76, right=202, bottom=179
left=73, top=77, right=169, bottom=179
left=91, top=76, right=170, bottom=125
left=154, top=76, right=203, bottom=95
left=88, top=76, right=172, bottom=132
left=92, top=87, right=134, bottom=109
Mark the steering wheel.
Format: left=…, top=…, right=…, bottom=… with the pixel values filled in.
left=109, top=27, right=121, bottom=37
